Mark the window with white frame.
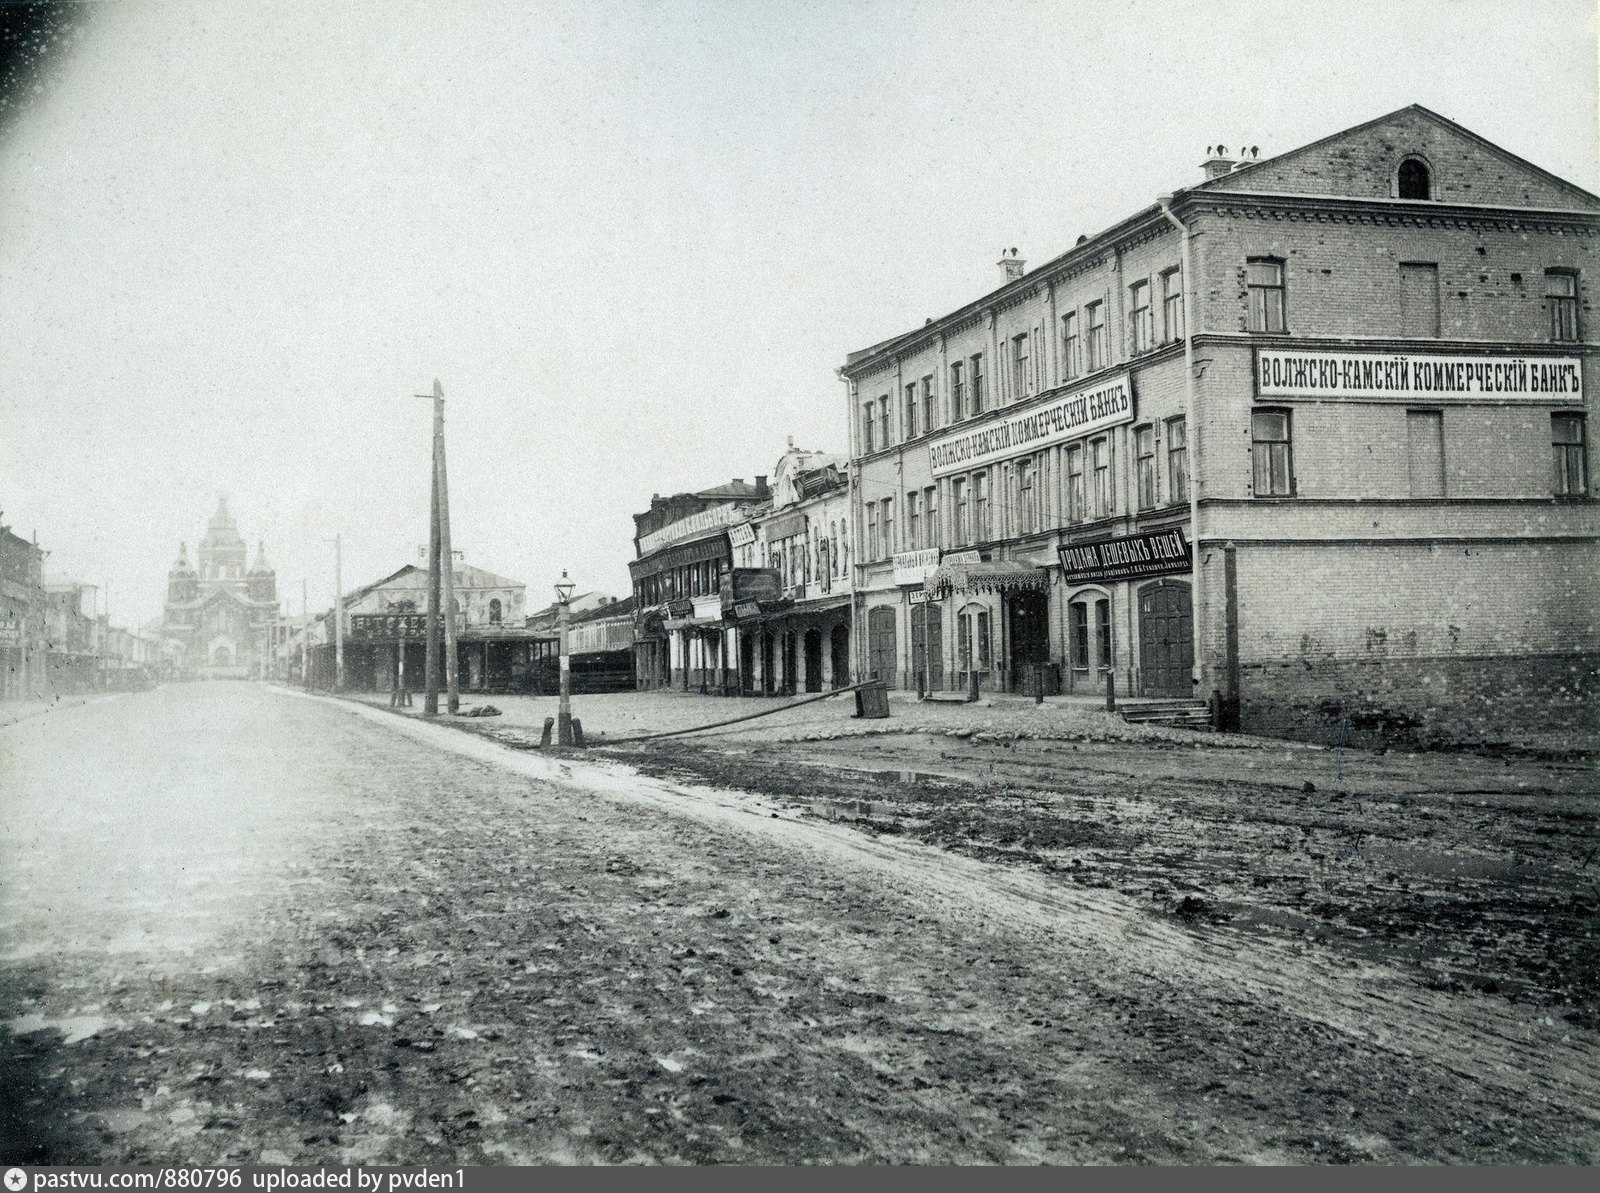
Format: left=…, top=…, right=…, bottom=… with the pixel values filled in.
left=1130, top=280, right=1153, bottom=354
left=1547, top=270, right=1579, bottom=342
left=1085, top=302, right=1107, bottom=371
left=1165, top=416, right=1188, bottom=504
left=1135, top=425, right=1156, bottom=509
left=1162, top=268, right=1183, bottom=342
left=1061, top=310, right=1079, bottom=380
left=1553, top=412, right=1588, bottom=496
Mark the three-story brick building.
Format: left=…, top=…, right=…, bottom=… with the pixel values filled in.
left=842, top=105, right=1596, bottom=745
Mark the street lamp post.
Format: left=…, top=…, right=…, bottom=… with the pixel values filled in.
left=555, top=570, right=574, bottom=746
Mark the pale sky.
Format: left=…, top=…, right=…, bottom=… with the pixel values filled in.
left=1, top=0, right=1595, bottom=627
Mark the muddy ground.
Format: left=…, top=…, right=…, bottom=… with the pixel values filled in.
left=3, top=685, right=1597, bottom=1165
left=603, top=730, right=1600, bottom=1029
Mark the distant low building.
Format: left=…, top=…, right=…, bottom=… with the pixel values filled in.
left=321, top=560, right=549, bottom=693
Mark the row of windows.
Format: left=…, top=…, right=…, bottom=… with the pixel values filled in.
left=863, top=272, right=1186, bottom=454
left=863, top=408, right=1587, bottom=564
left=862, top=418, right=1191, bottom=561
left=634, top=557, right=726, bottom=606
left=1246, top=259, right=1582, bottom=340
left=861, top=260, right=1583, bottom=459
left=1250, top=410, right=1589, bottom=498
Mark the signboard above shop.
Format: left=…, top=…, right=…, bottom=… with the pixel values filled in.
left=1058, top=528, right=1191, bottom=584
left=1257, top=350, right=1582, bottom=402
left=638, top=502, right=748, bottom=556
left=927, top=374, right=1133, bottom=478
left=892, top=548, right=941, bottom=586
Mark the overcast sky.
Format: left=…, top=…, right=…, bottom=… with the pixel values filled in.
left=1, top=0, right=1595, bottom=627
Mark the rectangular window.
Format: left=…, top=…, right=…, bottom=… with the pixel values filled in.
left=1061, top=311, right=1079, bottom=380
left=1012, top=333, right=1030, bottom=401
left=866, top=504, right=879, bottom=563
left=977, top=610, right=991, bottom=668
left=958, top=613, right=971, bottom=670
left=950, top=360, right=965, bottom=421
left=1066, top=444, right=1085, bottom=522
left=1251, top=409, right=1294, bottom=496
left=1130, top=280, right=1153, bottom=354
left=879, top=395, right=890, bottom=447
left=1400, top=262, right=1441, bottom=338
left=970, top=353, right=985, bottom=414
left=922, top=375, right=936, bottom=433
left=1135, top=425, right=1156, bottom=509
left=1017, top=457, right=1036, bottom=534
left=1091, top=436, right=1112, bottom=517
left=862, top=402, right=875, bottom=454
left=881, top=497, right=894, bottom=557
left=951, top=477, right=969, bottom=545
left=1547, top=271, right=1579, bottom=342
left=973, top=470, right=990, bottom=540
left=1166, top=416, right=1188, bottom=504
left=1553, top=413, right=1588, bottom=496
left=906, top=490, right=921, bottom=550
left=1094, top=599, right=1112, bottom=672
left=1070, top=601, right=1090, bottom=671
left=924, top=486, right=938, bottom=548
left=1406, top=410, right=1445, bottom=497
left=1162, top=268, right=1184, bottom=342
left=1085, top=302, right=1107, bottom=371
left=905, top=382, right=919, bottom=440
left=1247, top=258, right=1286, bottom=333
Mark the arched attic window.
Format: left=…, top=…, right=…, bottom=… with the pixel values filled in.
left=1397, top=156, right=1432, bottom=200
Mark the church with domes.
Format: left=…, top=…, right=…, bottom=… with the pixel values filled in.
left=163, top=498, right=280, bottom=677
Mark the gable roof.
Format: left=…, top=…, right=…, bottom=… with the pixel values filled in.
left=1195, top=104, right=1600, bottom=210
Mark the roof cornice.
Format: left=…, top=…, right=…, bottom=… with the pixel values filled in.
left=841, top=205, right=1171, bottom=378
left=1179, top=188, right=1600, bottom=228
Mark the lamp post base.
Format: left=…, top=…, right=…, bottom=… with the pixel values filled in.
left=557, top=711, right=573, bottom=746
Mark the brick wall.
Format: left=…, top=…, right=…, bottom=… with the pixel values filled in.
left=1209, top=107, right=1598, bottom=211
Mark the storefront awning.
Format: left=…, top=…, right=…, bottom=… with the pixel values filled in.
left=928, top=561, right=1050, bottom=598
left=662, top=616, right=724, bottom=632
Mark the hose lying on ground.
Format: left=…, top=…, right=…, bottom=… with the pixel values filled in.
left=590, top=681, right=873, bottom=746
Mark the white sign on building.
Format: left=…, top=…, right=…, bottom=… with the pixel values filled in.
left=1256, top=350, right=1583, bottom=401
left=927, top=374, right=1133, bottom=478
left=892, top=548, right=941, bottom=586
left=638, top=503, right=747, bottom=556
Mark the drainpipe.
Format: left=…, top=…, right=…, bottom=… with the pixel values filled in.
left=1156, top=193, right=1203, bottom=700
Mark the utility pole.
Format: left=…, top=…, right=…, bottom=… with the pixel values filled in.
left=333, top=533, right=345, bottom=690
left=418, top=379, right=458, bottom=715
left=422, top=387, right=443, bottom=717
left=302, top=578, right=310, bottom=689
left=434, top=381, right=460, bottom=715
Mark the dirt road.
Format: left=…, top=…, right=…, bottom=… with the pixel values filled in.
left=2, top=683, right=1595, bottom=1163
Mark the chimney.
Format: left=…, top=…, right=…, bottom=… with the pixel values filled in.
left=732, top=478, right=744, bottom=486
left=998, top=247, right=1025, bottom=282
left=1201, top=145, right=1235, bottom=181
left=755, top=475, right=769, bottom=499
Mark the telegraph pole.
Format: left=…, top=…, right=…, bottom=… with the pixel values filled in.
left=333, top=533, right=345, bottom=690
left=434, top=381, right=460, bottom=715
left=422, top=389, right=443, bottom=717
left=302, top=578, right=310, bottom=689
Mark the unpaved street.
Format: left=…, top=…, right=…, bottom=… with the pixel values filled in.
left=2, top=683, right=1597, bottom=1164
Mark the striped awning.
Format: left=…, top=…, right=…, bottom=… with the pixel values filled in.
left=928, top=561, right=1049, bottom=598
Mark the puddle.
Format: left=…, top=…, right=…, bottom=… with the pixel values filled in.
left=7, top=1013, right=116, bottom=1044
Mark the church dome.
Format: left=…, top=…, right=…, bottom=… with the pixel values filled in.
left=248, top=540, right=275, bottom=575
left=169, top=541, right=196, bottom=576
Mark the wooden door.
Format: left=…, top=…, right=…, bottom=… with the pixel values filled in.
left=867, top=606, right=897, bottom=686
left=1139, top=581, right=1193, bottom=698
